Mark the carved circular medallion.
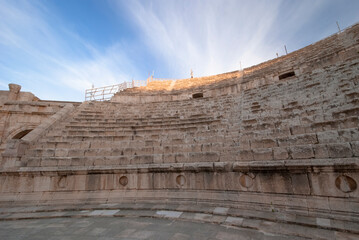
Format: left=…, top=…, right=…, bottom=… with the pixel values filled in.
left=119, top=176, right=128, bottom=186
left=176, top=175, right=186, bottom=186
left=335, top=175, right=357, bottom=193
left=239, top=173, right=255, bottom=188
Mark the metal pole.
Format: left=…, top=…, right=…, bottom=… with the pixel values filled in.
left=284, top=45, right=288, bottom=55
left=336, top=21, right=341, bottom=33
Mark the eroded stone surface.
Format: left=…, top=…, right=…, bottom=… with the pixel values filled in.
left=0, top=217, right=308, bottom=240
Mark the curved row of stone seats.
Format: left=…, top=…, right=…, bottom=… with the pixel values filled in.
left=21, top=94, right=237, bottom=167
left=17, top=24, right=359, bottom=171
left=238, top=58, right=359, bottom=161
left=108, top=57, right=359, bottom=164
left=21, top=57, right=359, bottom=167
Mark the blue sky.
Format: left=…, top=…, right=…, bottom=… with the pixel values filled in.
left=1, top=0, right=359, bottom=102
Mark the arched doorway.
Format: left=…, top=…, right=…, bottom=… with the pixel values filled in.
left=12, top=129, right=33, bottom=139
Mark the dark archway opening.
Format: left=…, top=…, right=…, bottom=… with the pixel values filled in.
left=192, top=93, right=203, bottom=99
left=12, top=129, right=32, bottom=139
left=279, top=71, right=295, bottom=80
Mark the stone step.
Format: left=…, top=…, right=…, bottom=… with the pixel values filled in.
left=32, top=131, right=229, bottom=148
left=63, top=123, right=222, bottom=133
left=24, top=151, right=221, bottom=167
left=72, top=113, right=216, bottom=120
left=67, top=118, right=220, bottom=127
left=25, top=143, right=225, bottom=159
left=27, top=138, right=225, bottom=153
left=37, top=131, right=225, bottom=144
left=45, top=125, right=224, bottom=138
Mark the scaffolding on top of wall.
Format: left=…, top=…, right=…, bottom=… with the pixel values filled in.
left=84, top=77, right=176, bottom=101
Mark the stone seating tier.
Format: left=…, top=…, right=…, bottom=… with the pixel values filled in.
left=19, top=52, right=359, bottom=168
left=20, top=95, right=235, bottom=167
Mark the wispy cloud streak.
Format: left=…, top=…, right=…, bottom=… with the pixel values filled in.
left=0, top=0, right=358, bottom=101
left=0, top=0, right=139, bottom=100
left=118, top=0, right=330, bottom=78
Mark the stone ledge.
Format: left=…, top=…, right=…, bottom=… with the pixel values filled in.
left=1, top=158, right=357, bottom=176
left=4, top=101, right=66, bottom=107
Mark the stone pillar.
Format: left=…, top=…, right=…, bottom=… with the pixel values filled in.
left=8, top=84, right=21, bottom=101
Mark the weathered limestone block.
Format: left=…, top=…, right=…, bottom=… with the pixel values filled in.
left=239, top=139, right=251, bottom=150
left=8, top=83, right=21, bottom=100
left=313, top=144, right=329, bottom=158
left=340, top=116, right=359, bottom=129
left=290, top=145, right=314, bottom=159
left=257, top=173, right=293, bottom=194
left=41, top=158, right=58, bottom=167
left=291, top=174, right=310, bottom=195
left=70, top=157, right=86, bottom=166
left=2, top=139, right=29, bottom=157
left=55, top=148, right=68, bottom=157
left=352, top=141, right=359, bottom=156
left=132, top=155, right=154, bottom=164
left=327, top=143, right=353, bottom=158
left=238, top=150, right=254, bottom=161
left=290, top=125, right=308, bottom=135
left=26, top=158, right=41, bottom=167
left=250, top=139, right=277, bottom=149
left=278, top=133, right=318, bottom=147
left=33, top=176, right=51, bottom=192
left=188, top=152, right=219, bottom=162
left=174, top=153, right=187, bottom=162
left=338, top=128, right=359, bottom=142
left=109, top=148, right=124, bottom=157
left=67, top=149, right=85, bottom=157
left=252, top=148, right=273, bottom=161
left=317, top=131, right=339, bottom=144
left=273, top=147, right=289, bottom=160
left=57, top=158, right=71, bottom=166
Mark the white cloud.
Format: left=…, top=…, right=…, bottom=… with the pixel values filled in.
left=118, top=0, right=282, bottom=77
left=117, top=0, right=329, bottom=77
left=0, top=0, right=140, bottom=100
left=0, top=0, right=354, bottom=101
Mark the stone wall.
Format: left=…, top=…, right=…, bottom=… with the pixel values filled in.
left=0, top=84, right=80, bottom=168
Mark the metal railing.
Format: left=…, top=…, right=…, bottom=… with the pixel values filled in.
left=85, top=77, right=178, bottom=101
left=85, top=82, right=127, bottom=101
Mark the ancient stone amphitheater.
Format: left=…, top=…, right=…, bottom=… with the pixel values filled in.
left=0, top=24, right=358, bottom=239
